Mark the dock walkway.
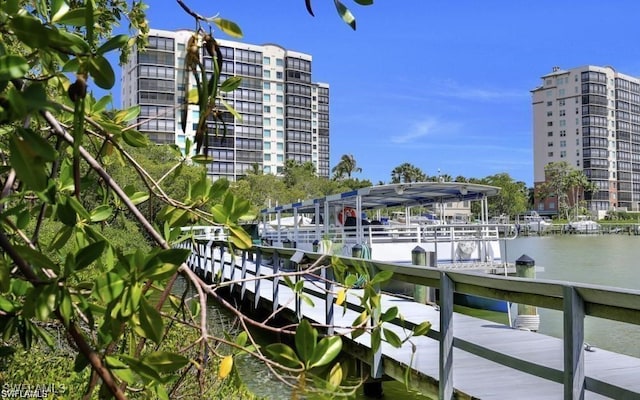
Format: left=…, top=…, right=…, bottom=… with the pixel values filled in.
left=181, top=240, right=640, bottom=399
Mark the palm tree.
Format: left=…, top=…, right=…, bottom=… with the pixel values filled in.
left=390, top=162, right=426, bottom=183
left=332, top=154, right=362, bottom=180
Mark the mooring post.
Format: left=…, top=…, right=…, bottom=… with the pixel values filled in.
left=515, top=254, right=540, bottom=331
left=312, top=239, right=319, bottom=252
left=282, top=239, right=292, bottom=270
left=412, top=246, right=427, bottom=304
left=352, top=243, right=363, bottom=258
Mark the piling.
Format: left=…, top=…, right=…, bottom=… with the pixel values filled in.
left=312, top=239, right=319, bottom=252
left=283, top=239, right=294, bottom=270
left=514, top=254, right=540, bottom=331
left=352, top=243, right=363, bottom=258
left=411, top=246, right=436, bottom=304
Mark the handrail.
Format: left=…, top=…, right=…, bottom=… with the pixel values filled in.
left=183, top=239, right=640, bottom=399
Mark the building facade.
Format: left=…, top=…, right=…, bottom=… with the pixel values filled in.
left=532, top=65, right=640, bottom=215
left=121, top=29, right=330, bottom=181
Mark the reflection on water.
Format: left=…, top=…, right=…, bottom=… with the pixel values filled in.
left=506, top=235, right=640, bottom=358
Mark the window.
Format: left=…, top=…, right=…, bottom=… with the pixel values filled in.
left=277, top=130, right=284, bottom=138
left=264, top=142, right=271, bottom=150
left=277, top=143, right=284, bottom=150
left=547, top=121, right=553, bottom=127
left=559, top=99, right=565, bottom=106
left=263, top=117, right=271, bottom=126
left=264, top=94, right=271, bottom=102
left=276, top=71, right=283, bottom=79
left=264, top=82, right=271, bottom=90
left=264, top=154, right=271, bottom=161
left=263, top=105, right=271, bottom=113
left=276, top=83, right=284, bottom=91
left=276, top=58, right=284, bottom=66
left=276, top=154, right=284, bottom=162
left=264, top=129, right=271, bottom=137
left=264, top=70, right=271, bottom=78
left=547, top=101, right=553, bottom=106
left=276, top=95, right=283, bottom=102
left=276, top=119, right=283, bottom=127
left=548, top=152, right=553, bottom=157
left=560, top=140, right=566, bottom=147
left=559, top=110, right=566, bottom=116
left=277, top=107, right=283, bottom=115
left=547, top=111, right=553, bottom=117
left=548, top=141, right=554, bottom=147
left=263, top=56, right=271, bottom=65
left=547, top=131, right=553, bottom=137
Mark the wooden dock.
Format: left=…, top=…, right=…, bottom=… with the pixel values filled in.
left=180, top=239, right=640, bottom=399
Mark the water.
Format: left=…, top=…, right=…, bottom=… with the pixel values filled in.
left=505, top=235, right=640, bottom=358
left=203, top=235, right=640, bottom=398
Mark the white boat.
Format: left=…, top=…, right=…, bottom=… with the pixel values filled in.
left=517, top=211, right=552, bottom=233
left=259, top=182, right=517, bottom=271
left=566, top=215, right=601, bottom=233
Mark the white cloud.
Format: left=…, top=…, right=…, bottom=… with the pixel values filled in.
left=431, top=79, right=527, bottom=101
left=391, top=117, right=461, bottom=144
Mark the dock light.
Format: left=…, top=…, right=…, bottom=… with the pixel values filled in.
left=395, top=185, right=405, bottom=195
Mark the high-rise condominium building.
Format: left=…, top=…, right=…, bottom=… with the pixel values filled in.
left=121, top=29, right=330, bottom=181
left=532, top=65, right=640, bottom=215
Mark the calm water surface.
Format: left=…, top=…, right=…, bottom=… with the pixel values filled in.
left=505, top=235, right=640, bottom=358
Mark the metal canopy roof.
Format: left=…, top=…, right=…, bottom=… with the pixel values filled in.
left=260, top=182, right=500, bottom=215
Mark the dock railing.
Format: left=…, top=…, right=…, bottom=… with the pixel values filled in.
left=182, top=238, right=640, bottom=399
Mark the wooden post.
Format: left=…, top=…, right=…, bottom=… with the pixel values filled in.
left=515, top=254, right=540, bottom=331
left=412, top=246, right=427, bottom=304
left=439, top=271, right=454, bottom=400
left=563, top=286, right=586, bottom=399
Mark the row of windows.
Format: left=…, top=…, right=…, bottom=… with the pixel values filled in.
left=287, top=130, right=312, bottom=142
left=237, top=63, right=263, bottom=77
left=286, top=84, right=312, bottom=96
left=616, top=90, right=640, bottom=103
left=584, top=169, right=610, bottom=179
left=616, top=111, right=640, bottom=123
left=286, top=95, right=311, bottom=108
left=206, top=162, right=234, bottom=174
left=287, top=154, right=312, bottom=164
left=140, top=105, right=173, bottom=118
left=139, top=65, right=174, bottom=79
left=286, top=107, right=312, bottom=119
left=582, top=116, right=608, bottom=127
left=317, top=104, right=329, bottom=113
left=583, top=148, right=609, bottom=158
left=236, top=138, right=262, bottom=150
left=581, top=83, right=607, bottom=95
left=616, top=101, right=640, bottom=114
left=583, top=137, right=610, bottom=148
left=263, top=56, right=284, bottom=66
left=234, top=88, right=262, bottom=102
left=235, top=101, right=263, bottom=114
left=237, top=76, right=262, bottom=90
left=615, top=78, right=640, bottom=93
left=139, top=91, right=174, bottom=105
left=211, top=149, right=234, bottom=161
left=286, top=70, right=311, bottom=83
left=582, top=105, right=607, bottom=116
left=218, top=46, right=234, bottom=59
left=148, top=37, right=174, bottom=51
left=286, top=57, right=311, bottom=72
left=203, top=58, right=234, bottom=74
left=287, top=142, right=312, bottom=154
left=236, top=125, right=263, bottom=138
left=287, top=118, right=312, bottom=130
left=139, top=78, right=174, bottom=92
left=139, top=51, right=174, bottom=66
left=236, top=48, right=262, bottom=64
left=139, top=119, right=175, bottom=132
left=583, top=126, right=609, bottom=137
left=582, top=95, right=608, bottom=106
left=581, top=71, right=607, bottom=83
left=147, top=132, right=174, bottom=144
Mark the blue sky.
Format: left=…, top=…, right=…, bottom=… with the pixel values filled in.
left=134, top=0, right=640, bottom=186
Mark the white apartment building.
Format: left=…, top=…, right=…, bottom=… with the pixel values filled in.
left=121, top=29, right=330, bottom=181
left=532, top=65, right=640, bottom=215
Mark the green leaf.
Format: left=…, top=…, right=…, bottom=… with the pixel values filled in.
left=114, top=105, right=140, bottom=123
left=0, top=55, right=29, bottom=80
left=51, top=0, right=71, bottom=22
left=138, top=297, right=164, bottom=343
left=333, top=0, right=356, bottom=30
left=88, top=55, right=115, bottom=89
left=10, top=15, right=50, bottom=48
left=264, top=343, right=302, bottom=369
left=413, top=321, right=432, bottom=337
left=90, top=205, right=112, bottom=222
left=354, top=0, right=373, bottom=5
left=55, top=7, right=87, bottom=26
left=308, top=336, right=342, bottom=368
left=67, top=195, right=91, bottom=221
left=93, top=272, right=125, bottom=304
left=213, top=18, right=243, bottom=38
left=59, top=290, right=73, bottom=326
left=370, top=269, right=394, bottom=285
left=220, top=76, right=242, bottom=92
left=295, top=320, right=317, bottom=364
left=75, top=241, right=106, bottom=271
left=14, top=245, right=58, bottom=274
left=122, top=129, right=148, bottom=147
left=235, top=331, right=248, bottom=347
left=9, top=129, right=56, bottom=192
left=96, top=34, right=129, bottom=55
left=380, top=306, right=398, bottom=322
left=92, top=94, right=112, bottom=114
left=142, top=351, right=189, bottom=373
left=383, top=328, right=402, bottom=348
